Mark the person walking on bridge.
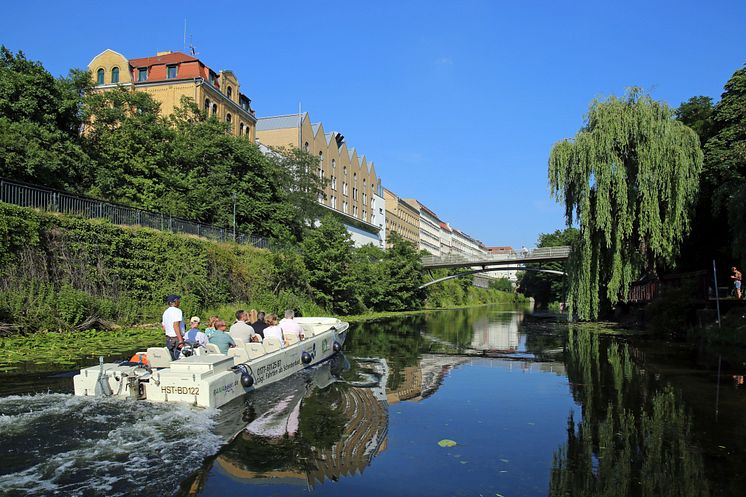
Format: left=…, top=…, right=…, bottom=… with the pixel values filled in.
left=732, top=266, right=742, bottom=299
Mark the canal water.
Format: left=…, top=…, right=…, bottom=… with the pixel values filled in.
left=1, top=305, right=745, bottom=496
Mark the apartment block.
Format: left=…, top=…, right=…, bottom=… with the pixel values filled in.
left=88, top=49, right=256, bottom=139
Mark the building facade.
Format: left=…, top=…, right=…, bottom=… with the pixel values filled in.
left=257, top=113, right=384, bottom=248
left=383, top=188, right=420, bottom=249
left=88, top=49, right=256, bottom=140
left=403, top=199, right=442, bottom=257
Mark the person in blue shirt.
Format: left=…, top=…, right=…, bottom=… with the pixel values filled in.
left=208, top=319, right=235, bottom=354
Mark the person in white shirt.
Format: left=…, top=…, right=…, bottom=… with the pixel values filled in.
left=161, top=294, right=185, bottom=360
left=279, top=309, right=305, bottom=341
left=184, top=316, right=208, bottom=348
left=263, top=313, right=285, bottom=348
left=229, top=309, right=258, bottom=343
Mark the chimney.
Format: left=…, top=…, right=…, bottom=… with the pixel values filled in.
left=156, top=51, right=173, bottom=56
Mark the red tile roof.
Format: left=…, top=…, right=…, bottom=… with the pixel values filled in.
left=129, top=52, right=200, bottom=68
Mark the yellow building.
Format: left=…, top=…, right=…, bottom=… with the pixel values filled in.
left=383, top=188, right=420, bottom=248
left=88, top=49, right=256, bottom=140
left=257, top=113, right=385, bottom=247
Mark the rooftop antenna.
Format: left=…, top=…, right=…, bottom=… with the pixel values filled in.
left=189, top=35, right=197, bottom=56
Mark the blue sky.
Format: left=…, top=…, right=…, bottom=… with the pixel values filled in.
left=2, top=0, right=745, bottom=248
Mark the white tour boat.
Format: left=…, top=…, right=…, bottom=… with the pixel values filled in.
left=73, top=317, right=348, bottom=408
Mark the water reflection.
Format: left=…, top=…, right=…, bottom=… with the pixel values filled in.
left=550, top=328, right=710, bottom=497
left=182, top=355, right=391, bottom=493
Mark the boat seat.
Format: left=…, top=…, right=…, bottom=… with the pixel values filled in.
left=147, top=347, right=172, bottom=368
left=232, top=337, right=246, bottom=349
left=227, top=347, right=249, bottom=365
left=206, top=343, right=222, bottom=354
left=246, top=342, right=266, bottom=359
left=285, top=334, right=300, bottom=346
left=263, top=337, right=282, bottom=353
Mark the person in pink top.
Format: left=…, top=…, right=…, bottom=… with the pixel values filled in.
left=279, top=309, right=305, bottom=340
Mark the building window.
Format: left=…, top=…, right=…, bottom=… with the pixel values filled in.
left=227, top=86, right=232, bottom=99
left=167, top=65, right=177, bottom=79
left=304, top=142, right=309, bottom=152
left=212, top=103, right=218, bottom=116
left=343, top=166, right=347, bottom=176
left=343, top=182, right=348, bottom=196
left=331, top=176, right=336, bottom=190
left=318, top=192, right=325, bottom=204
left=111, top=67, right=119, bottom=84
left=343, top=201, right=348, bottom=214
left=138, top=68, right=148, bottom=81
left=331, top=196, right=337, bottom=209
left=96, top=68, right=104, bottom=85
left=318, top=167, right=323, bottom=180
left=204, top=98, right=210, bottom=113
left=331, top=159, right=336, bottom=169
left=239, top=122, right=245, bottom=135
left=226, top=113, right=232, bottom=123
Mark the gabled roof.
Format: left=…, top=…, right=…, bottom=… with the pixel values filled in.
left=256, top=113, right=306, bottom=131
left=129, top=52, right=200, bottom=67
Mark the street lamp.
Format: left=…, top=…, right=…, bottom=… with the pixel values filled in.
left=232, top=192, right=237, bottom=242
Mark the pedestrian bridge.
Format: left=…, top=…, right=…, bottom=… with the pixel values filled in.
left=421, top=246, right=571, bottom=270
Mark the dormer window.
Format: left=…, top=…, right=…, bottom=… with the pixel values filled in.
left=227, top=86, right=232, bottom=99
left=166, top=65, right=177, bottom=79
left=137, top=68, right=148, bottom=81
left=96, top=68, right=104, bottom=85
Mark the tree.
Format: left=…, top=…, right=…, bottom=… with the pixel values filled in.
left=519, top=228, right=577, bottom=307
left=700, top=66, right=746, bottom=266
left=675, top=96, right=729, bottom=271
left=381, top=232, right=426, bottom=311
left=301, top=215, right=359, bottom=314
left=0, top=46, right=92, bottom=189
left=675, top=96, right=716, bottom=146
left=549, top=89, right=703, bottom=320
left=83, top=86, right=175, bottom=211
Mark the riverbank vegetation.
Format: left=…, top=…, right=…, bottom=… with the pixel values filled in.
left=0, top=203, right=518, bottom=336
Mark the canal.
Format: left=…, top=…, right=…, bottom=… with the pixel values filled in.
left=1, top=305, right=745, bottom=496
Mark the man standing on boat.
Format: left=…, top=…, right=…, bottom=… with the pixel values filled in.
left=162, top=294, right=185, bottom=360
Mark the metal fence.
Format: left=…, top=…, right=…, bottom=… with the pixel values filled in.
left=0, top=178, right=270, bottom=249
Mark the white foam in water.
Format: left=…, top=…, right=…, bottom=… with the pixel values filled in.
left=0, top=393, right=223, bottom=497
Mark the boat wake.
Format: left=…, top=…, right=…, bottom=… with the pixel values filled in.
left=0, top=393, right=222, bottom=497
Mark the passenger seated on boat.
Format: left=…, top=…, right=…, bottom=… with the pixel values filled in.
left=229, top=310, right=260, bottom=343
left=279, top=309, right=305, bottom=341
left=184, top=316, right=208, bottom=348
left=263, top=314, right=286, bottom=348
left=251, top=311, right=268, bottom=339
left=208, top=320, right=235, bottom=354
left=204, top=315, right=219, bottom=338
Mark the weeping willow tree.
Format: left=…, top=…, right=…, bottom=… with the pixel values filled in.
left=549, top=89, right=703, bottom=320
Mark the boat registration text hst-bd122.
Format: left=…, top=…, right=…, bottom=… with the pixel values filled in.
left=73, top=317, right=348, bottom=409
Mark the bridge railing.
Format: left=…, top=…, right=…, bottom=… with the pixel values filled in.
left=421, top=246, right=571, bottom=267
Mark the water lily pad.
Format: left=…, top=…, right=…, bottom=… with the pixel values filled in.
left=438, top=439, right=458, bottom=447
